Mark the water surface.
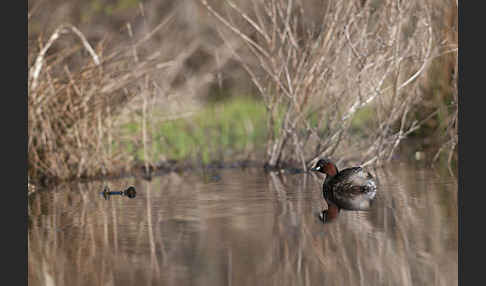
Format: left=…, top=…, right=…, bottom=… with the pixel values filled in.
left=28, top=162, right=458, bottom=286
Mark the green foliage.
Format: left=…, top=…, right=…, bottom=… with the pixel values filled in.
left=89, top=0, right=140, bottom=16
left=350, top=106, right=376, bottom=137
left=119, top=96, right=268, bottom=164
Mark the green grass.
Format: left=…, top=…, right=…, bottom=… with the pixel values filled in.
left=117, top=98, right=392, bottom=167
left=119, top=96, right=269, bottom=164
left=349, top=106, right=376, bottom=136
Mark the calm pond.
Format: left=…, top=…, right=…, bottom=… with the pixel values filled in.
left=28, top=161, right=458, bottom=286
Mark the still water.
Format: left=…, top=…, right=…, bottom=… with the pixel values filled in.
left=28, top=162, right=457, bottom=286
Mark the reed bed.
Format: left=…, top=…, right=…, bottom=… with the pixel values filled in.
left=28, top=2, right=229, bottom=184
left=200, top=0, right=458, bottom=170
left=28, top=0, right=458, bottom=186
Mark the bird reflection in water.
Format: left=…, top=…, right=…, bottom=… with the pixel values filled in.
left=318, top=203, right=340, bottom=224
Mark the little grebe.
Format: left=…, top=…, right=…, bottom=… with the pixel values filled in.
left=311, top=158, right=377, bottom=213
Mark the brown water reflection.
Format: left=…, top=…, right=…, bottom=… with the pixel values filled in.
left=28, top=162, right=458, bottom=286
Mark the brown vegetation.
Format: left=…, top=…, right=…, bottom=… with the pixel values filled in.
left=200, top=0, right=457, bottom=169
left=28, top=0, right=458, bottom=186
left=28, top=2, right=229, bottom=184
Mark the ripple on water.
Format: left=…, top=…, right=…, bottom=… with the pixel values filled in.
left=29, top=164, right=458, bottom=286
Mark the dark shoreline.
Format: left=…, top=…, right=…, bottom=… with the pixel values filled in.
left=28, top=137, right=457, bottom=194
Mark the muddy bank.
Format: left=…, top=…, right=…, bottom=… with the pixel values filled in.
left=28, top=137, right=456, bottom=196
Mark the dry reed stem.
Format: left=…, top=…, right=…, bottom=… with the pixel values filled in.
left=29, top=0, right=242, bottom=184
left=28, top=8, right=194, bottom=183
left=29, top=24, right=100, bottom=92
left=201, top=0, right=441, bottom=169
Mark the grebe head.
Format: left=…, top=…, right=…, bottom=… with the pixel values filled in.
left=310, top=158, right=338, bottom=176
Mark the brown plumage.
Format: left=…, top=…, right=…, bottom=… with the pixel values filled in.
left=311, top=158, right=377, bottom=212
